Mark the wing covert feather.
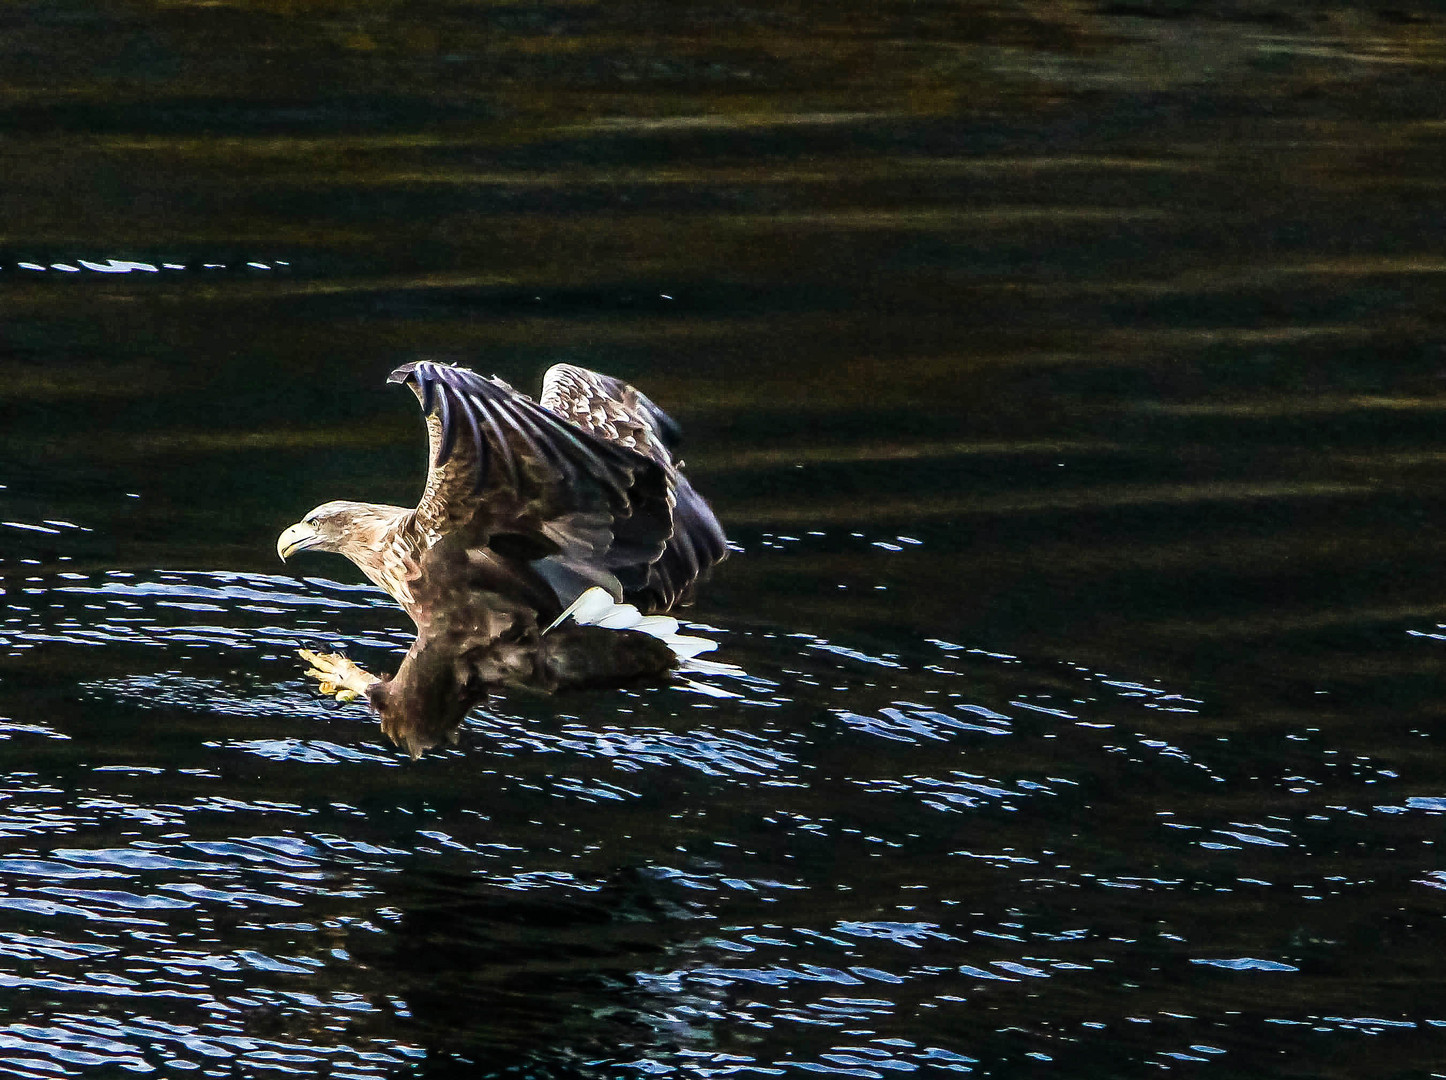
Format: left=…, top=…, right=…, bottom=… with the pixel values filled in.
left=540, top=364, right=680, bottom=467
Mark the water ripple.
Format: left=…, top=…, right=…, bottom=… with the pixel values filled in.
left=0, top=547, right=1439, bottom=1077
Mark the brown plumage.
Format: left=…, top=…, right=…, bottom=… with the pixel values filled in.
left=276, top=362, right=728, bottom=756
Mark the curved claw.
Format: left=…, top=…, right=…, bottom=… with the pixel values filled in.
left=298, top=649, right=378, bottom=703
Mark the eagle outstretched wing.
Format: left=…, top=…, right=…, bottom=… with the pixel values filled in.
left=539, top=364, right=728, bottom=611
left=388, top=361, right=722, bottom=613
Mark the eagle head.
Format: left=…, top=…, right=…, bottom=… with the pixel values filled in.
left=277, top=500, right=398, bottom=561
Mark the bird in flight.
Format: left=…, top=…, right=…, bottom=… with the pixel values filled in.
left=276, top=361, right=728, bottom=757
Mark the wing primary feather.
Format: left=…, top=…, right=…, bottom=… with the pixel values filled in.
left=510, top=403, right=579, bottom=484
left=675, top=517, right=700, bottom=571
left=456, top=391, right=487, bottom=491
left=475, top=401, right=519, bottom=490
left=435, top=380, right=458, bottom=466
left=662, top=527, right=699, bottom=608
left=492, top=400, right=547, bottom=465
left=471, top=373, right=594, bottom=482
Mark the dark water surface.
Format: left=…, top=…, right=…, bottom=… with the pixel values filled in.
left=5, top=2, right=1446, bottom=1076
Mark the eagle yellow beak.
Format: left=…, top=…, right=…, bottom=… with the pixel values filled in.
left=277, top=521, right=321, bottom=561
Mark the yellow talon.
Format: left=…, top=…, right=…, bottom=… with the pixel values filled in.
left=297, top=648, right=377, bottom=704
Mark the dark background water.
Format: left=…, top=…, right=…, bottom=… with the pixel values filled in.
left=4, top=1, right=1446, bottom=1076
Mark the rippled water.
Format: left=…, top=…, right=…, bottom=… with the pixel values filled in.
left=6, top=1, right=1446, bottom=1077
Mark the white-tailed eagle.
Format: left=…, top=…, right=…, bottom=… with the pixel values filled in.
left=276, top=361, right=728, bottom=756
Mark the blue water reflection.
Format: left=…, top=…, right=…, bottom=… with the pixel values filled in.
left=7, top=550, right=1443, bottom=1074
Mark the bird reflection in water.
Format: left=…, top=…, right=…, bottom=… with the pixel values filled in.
left=276, top=362, right=729, bottom=757
left=342, top=864, right=718, bottom=1078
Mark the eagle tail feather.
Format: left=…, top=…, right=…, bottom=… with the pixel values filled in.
left=546, top=586, right=719, bottom=663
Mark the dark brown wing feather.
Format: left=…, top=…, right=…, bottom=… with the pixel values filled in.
left=540, top=364, right=727, bottom=611
left=388, top=361, right=674, bottom=609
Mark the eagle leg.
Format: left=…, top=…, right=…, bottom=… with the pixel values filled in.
left=298, top=649, right=380, bottom=703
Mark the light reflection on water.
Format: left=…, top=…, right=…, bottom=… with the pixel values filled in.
left=3, top=551, right=1446, bottom=1075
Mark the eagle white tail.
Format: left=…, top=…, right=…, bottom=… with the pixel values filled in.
left=546, top=587, right=721, bottom=663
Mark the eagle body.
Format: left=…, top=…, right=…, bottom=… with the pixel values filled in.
left=278, top=362, right=727, bottom=755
